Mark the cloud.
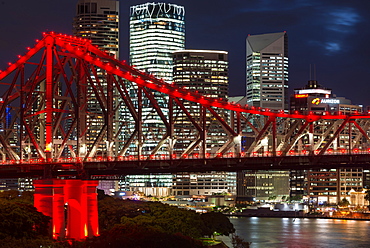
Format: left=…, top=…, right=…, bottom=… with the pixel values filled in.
left=326, top=8, right=361, bottom=33
left=325, top=42, right=341, bottom=53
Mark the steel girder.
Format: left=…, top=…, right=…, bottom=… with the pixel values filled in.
left=0, top=33, right=370, bottom=168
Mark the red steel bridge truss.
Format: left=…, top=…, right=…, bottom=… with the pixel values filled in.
left=1, top=33, right=370, bottom=178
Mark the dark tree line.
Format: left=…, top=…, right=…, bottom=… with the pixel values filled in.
left=0, top=189, right=239, bottom=247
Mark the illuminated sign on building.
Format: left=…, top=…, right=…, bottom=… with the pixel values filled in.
left=298, top=89, right=331, bottom=95
left=311, top=98, right=340, bottom=105
left=321, top=99, right=340, bottom=104
left=295, top=94, right=308, bottom=98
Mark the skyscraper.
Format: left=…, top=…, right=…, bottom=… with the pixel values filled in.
left=172, top=49, right=235, bottom=196
left=246, top=32, right=288, bottom=110
left=121, top=2, right=185, bottom=198
left=172, top=49, right=229, bottom=150
left=73, top=0, right=119, bottom=59
left=130, top=2, right=185, bottom=82
left=73, top=0, right=120, bottom=194
left=173, top=50, right=228, bottom=98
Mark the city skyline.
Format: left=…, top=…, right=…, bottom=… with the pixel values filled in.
left=0, top=1, right=369, bottom=106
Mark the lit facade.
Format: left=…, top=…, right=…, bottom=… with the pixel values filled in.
left=119, top=174, right=173, bottom=197
left=73, top=0, right=119, bottom=59
left=238, top=170, right=290, bottom=201
left=172, top=50, right=235, bottom=196
left=290, top=80, right=364, bottom=204
left=130, top=2, right=185, bottom=82
left=290, top=80, right=362, bottom=114
left=246, top=32, right=288, bottom=110
left=123, top=2, right=185, bottom=197
left=173, top=50, right=228, bottom=98
left=172, top=172, right=236, bottom=196
left=73, top=0, right=120, bottom=194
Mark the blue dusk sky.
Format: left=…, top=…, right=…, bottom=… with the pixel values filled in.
left=0, top=0, right=369, bottom=105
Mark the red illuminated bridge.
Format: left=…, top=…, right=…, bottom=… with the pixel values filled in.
left=1, top=33, right=370, bottom=239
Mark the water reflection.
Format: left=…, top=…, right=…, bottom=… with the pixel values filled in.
left=229, top=217, right=370, bottom=248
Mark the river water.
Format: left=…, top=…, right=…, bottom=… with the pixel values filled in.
left=220, top=217, right=370, bottom=248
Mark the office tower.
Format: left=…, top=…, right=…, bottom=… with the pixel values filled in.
left=173, top=50, right=228, bottom=98
left=73, top=0, right=120, bottom=194
left=172, top=50, right=235, bottom=196
left=237, top=170, right=290, bottom=201
left=173, top=50, right=228, bottom=150
left=122, top=3, right=185, bottom=198
left=130, top=2, right=185, bottom=82
left=73, top=0, right=119, bottom=59
left=290, top=80, right=364, bottom=204
left=246, top=32, right=288, bottom=110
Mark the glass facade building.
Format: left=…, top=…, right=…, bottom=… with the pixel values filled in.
left=172, top=50, right=235, bottom=197
left=246, top=32, right=288, bottom=110
left=73, top=0, right=120, bottom=194
left=130, top=2, right=185, bottom=82
left=73, top=0, right=119, bottom=59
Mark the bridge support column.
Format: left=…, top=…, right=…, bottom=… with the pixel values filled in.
left=34, top=179, right=99, bottom=240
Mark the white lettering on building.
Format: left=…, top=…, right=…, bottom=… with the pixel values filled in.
left=320, top=99, right=340, bottom=104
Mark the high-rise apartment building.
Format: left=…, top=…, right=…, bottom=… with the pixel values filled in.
left=246, top=32, right=288, bottom=110
left=73, top=0, right=119, bottom=59
left=130, top=2, right=185, bottom=82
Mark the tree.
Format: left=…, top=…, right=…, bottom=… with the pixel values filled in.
left=0, top=200, right=50, bottom=240
left=365, top=189, right=370, bottom=203
left=83, top=223, right=204, bottom=248
left=200, top=212, right=235, bottom=237
left=338, top=198, right=350, bottom=207
left=232, top=234, right=251, bottom=248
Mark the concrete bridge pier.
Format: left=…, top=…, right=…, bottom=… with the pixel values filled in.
left=33, top=179, right=99, bottom=240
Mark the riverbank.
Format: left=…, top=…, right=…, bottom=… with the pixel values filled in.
left=225, top=210, right=370, bottom=221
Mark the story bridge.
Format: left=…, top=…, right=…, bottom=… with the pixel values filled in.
left=1, top=32, right=370, bottom=239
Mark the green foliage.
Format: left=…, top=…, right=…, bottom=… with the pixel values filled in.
left=365, top=189, right=370, bottom=203
left=82, top=223, right=204, bottom=248
left=99, top=198, right=150, bottom=231
left=232, top=234, right=251, bottom=248
left=0, top=200, right=50, bottom=240
left=200, top=212, right=235, bottom=237
left=0, top=236, right=66, bottom=248
left=338, top=198, right=350, bottom=207
left=120, top=201, right=206, bottom=238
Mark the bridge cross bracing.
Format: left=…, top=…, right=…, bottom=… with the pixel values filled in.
left=0, top=33, right=370, bottom=176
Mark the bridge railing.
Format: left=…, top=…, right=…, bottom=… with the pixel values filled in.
left=1, top=148, right=370, bottom=166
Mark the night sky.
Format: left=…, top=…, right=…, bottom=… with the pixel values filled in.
left=0, top=0, right=370, bottom=106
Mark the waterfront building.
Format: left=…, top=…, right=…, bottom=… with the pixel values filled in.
left=0, top=178, right=33, bottom=191
left=172, top=172, right=236, bottom=196
left=130, top=2, right=185, bottom=82
left=246, top=32, right=288, bottom=110
left=119, top=174, right=173, bottom=197
left=237, top=170, right=290, bottom=201
left=290, top=79, right=364, bottom=204
left=290, top=80, right=362, bottom=114
left=243, top=33, right=290, bottom=201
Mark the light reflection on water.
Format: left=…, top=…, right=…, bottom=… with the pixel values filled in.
left=228, top=217, right=370, bottom=248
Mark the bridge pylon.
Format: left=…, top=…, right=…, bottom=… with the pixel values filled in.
left=33, top=179, right=99, bottom=240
